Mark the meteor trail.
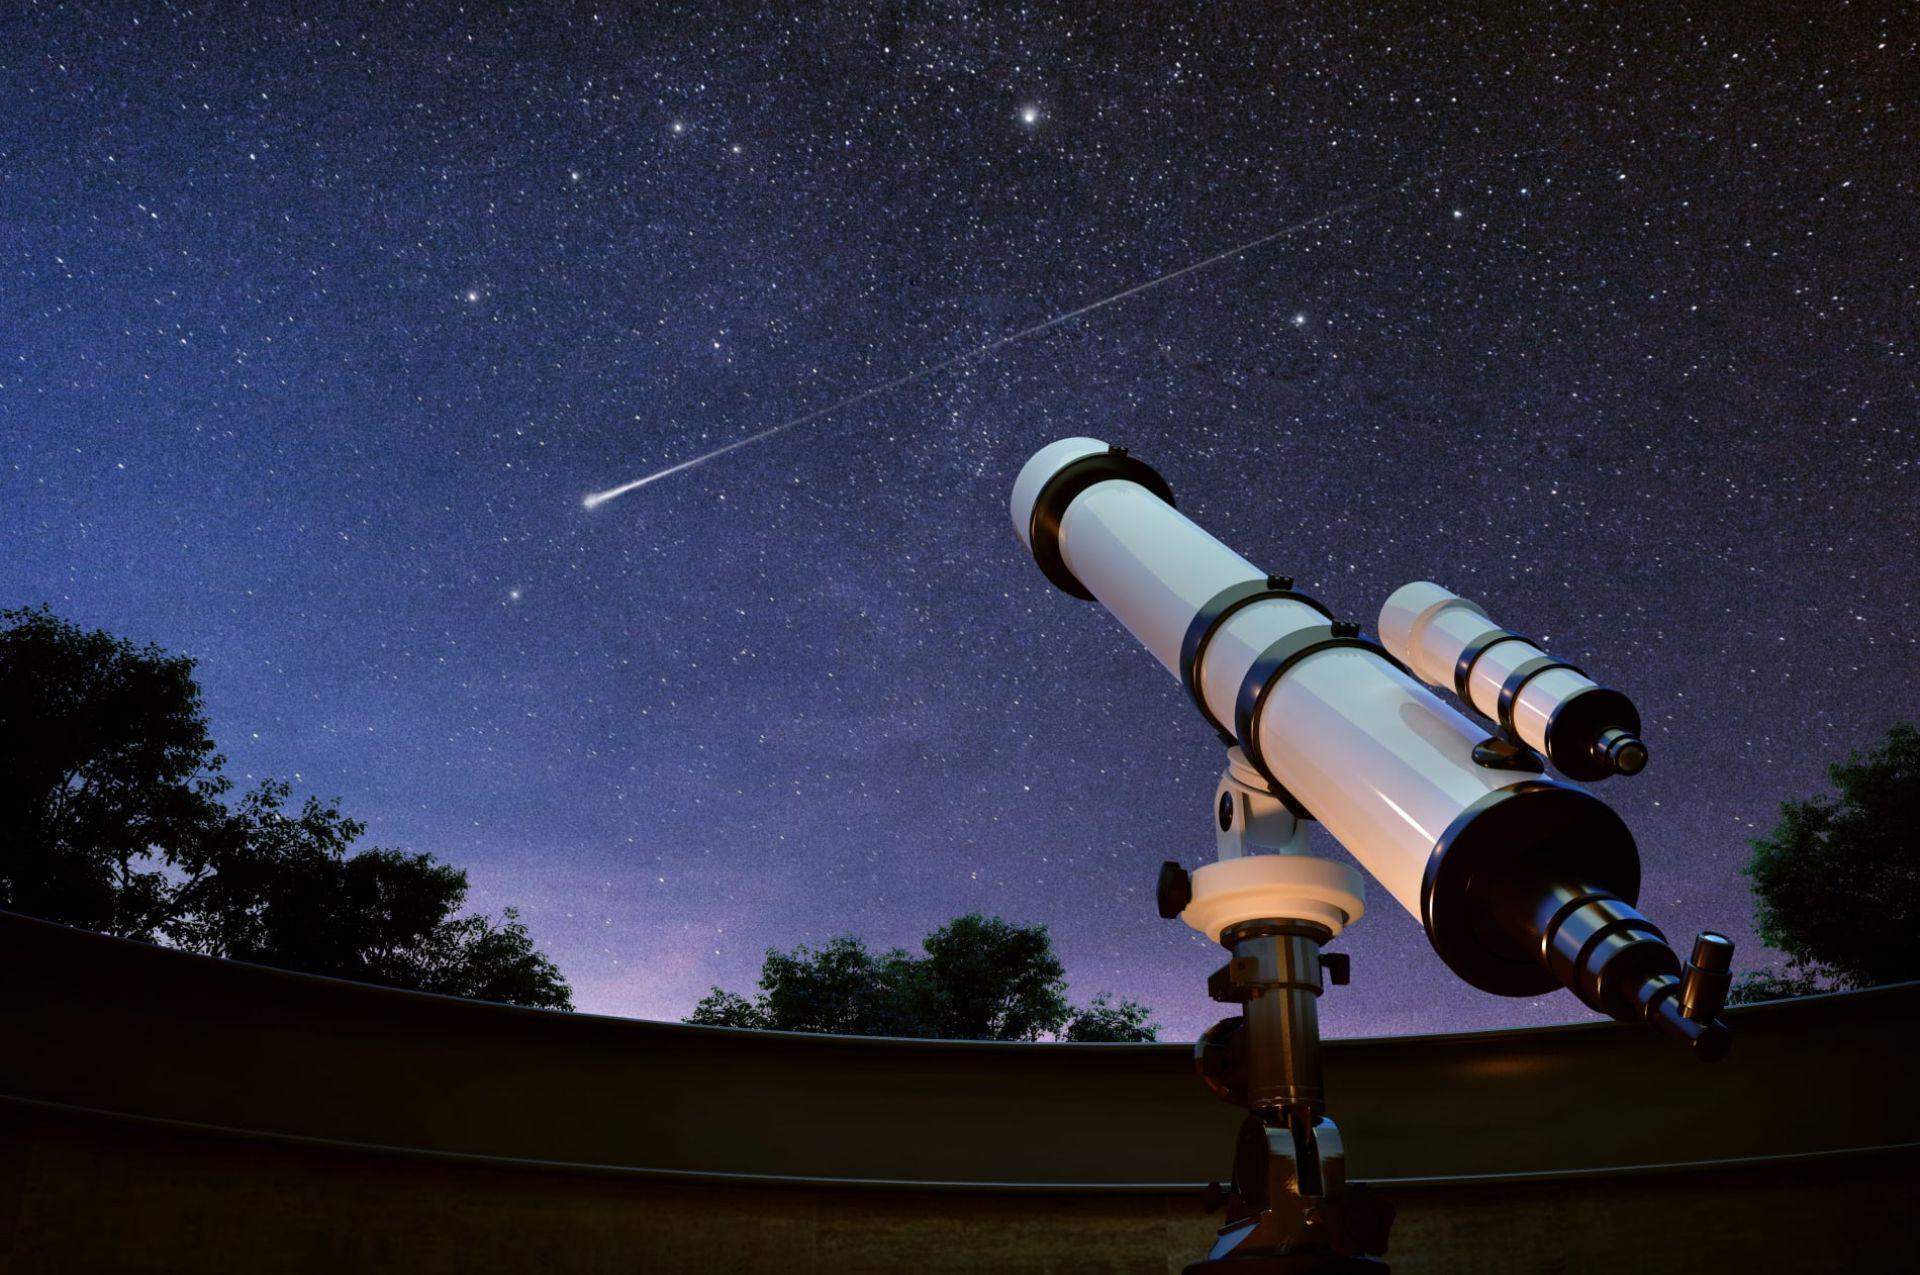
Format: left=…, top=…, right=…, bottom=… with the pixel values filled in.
left=583, top=182, right=1408, bottom=508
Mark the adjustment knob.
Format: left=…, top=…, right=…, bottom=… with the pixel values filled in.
left=1157, top=860, right=1193, bottom=919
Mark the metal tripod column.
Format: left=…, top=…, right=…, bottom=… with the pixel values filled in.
left=1230, top=919, right=1338, bottom=1200
left=1231, top=920, right=1333, bottom=1116
left=1191, top=913, right=1386, bottom=1272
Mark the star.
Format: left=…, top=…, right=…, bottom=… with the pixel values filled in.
left=8, top=0, right=1897, bottom=1046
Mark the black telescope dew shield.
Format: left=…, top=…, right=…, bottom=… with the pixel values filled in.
left=1010, top=438, right=1730, bottom=1058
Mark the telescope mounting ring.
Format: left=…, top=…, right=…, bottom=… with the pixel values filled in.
left=1025, top=445, right=1175, bottom=600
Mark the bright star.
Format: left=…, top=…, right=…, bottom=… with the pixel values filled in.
left=1020, top=105, right=1040, bottom=126
left=1292, top=313, right=1307, bottom=327
left=507, top=588, right=522, bottom=602
left=672, top=121, right=685, bottom=134
left=1452, top=209, right=1464, bottom=220
left=465, top=289, right=480, bottom=303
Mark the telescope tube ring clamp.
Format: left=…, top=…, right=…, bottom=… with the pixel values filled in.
left=1452, top=627, right=1536, bottom=701
left=1026, top=445, right=1176, bottom=600
left=1496, top=655, right=1585, bottom=737
left=1232, top=623, right=1405, bottom=820
left=1181, top=577, right=1334, bottom=744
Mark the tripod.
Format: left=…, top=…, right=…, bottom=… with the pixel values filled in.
left=1158, top=752, right=1394, bottom=1273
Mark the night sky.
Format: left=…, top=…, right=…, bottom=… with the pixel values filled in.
left=5, top=3, right=1915, bottom=1040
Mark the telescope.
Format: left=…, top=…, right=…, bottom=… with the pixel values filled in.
left=1011, top=438, right=1734, bottom=1274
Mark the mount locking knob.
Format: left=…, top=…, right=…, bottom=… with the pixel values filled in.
left=1157, top=860, right=1193, bottom=919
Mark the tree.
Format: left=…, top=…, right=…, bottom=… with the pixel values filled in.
left=1726, top=968, right=1825, bottom=1004
left=0, top=607, right=571, bottom=1009
left=911, top=913, right=1072, bottom=1040
left=174, top=781, right=572, bottom=1008
left=1730, top=721, right=1920, bottom=1002
left=688, top=934, right=917, bottom=1035
left=685, top=988, right=766, bottom=1029
left=1063, top=992, right=1160, bottom=1042
left=0, top=606, right=229, bottom=939
left=686, top=913, right=1157, bottom=1041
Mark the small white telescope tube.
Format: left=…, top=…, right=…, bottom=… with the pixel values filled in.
left=1378, top=582, right=1647, bottom=781
left=1011, top=438, right=1727, bottom=1058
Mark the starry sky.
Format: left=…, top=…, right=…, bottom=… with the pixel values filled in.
left=4, top=3, right=1916, bottom=1039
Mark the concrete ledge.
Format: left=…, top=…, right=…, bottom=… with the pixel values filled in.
left=3, top=1099, right=1914, bottom=1274
left=2, top=909, right=1916, bottom=1270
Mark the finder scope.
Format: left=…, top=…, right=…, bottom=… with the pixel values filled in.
left=1379, top=582, right=1647, bottom=781
left=1011, top=438, right=1730, bottom=1059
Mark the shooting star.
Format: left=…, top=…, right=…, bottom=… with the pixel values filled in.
left=583, top=181, right=1409, bottom=509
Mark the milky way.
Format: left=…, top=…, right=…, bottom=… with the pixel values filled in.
left=3, top=4, right=1915, bottom=1039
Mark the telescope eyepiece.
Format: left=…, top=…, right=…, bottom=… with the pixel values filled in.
left=1595, top=727, right=1649, bottom=777
left=1679, top=930, right=1735, bottom=1025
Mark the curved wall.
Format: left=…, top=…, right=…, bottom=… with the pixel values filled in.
left=1, top=910, right=1914, bottom=1271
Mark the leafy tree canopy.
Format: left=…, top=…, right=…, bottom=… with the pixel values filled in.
left=686, top=912, right=1158, bottom=1041
left=0, top=605, right=228, bottom=939
left=1731, top=721, right=1920, bottom=1002
left=1063, top=992, right=1161, bottom=1043
left=0, top=606, right=570, bottom=1009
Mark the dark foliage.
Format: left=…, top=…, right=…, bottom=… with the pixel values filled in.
left=0, top=606, right=229, bottom=939
left=687, top=912, right=1157, bottom=1041
left=1062, top=992, right=1161, bottom=1042
left=1729, top=721, right=1920, bottom=1003
left=686, top=934, right=916, bottom=1034
left=0, top=607, right=571, bottom=1009
left=1726, top=968, right=1826, bottom=1004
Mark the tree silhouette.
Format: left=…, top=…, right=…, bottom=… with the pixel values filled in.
left=1063, top=992, right=1161, bottom=1042
left=687, top=912, right=1158, bottom=1041
left=1731, top=721, right=1920, bottom=1002
left=0, top=607, right=228, bottom=938
left=911, top=913, right=1074, bottom=1041
left=0, top=606, right=571, bottom=1009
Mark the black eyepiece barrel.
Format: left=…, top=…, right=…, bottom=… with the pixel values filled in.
left=1594, top=727, right=1648, bottom=777
left=1680, top=931, right=1735, bottom=1023
left=1536, top=890, right=1732, bottom=1061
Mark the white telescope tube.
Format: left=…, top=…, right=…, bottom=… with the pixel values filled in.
left=1014, top=438, right=1581, bottom=923
left=1378, top=582, right=1647, bottom=781
left=1010, top=438, right=1729, bottom=1058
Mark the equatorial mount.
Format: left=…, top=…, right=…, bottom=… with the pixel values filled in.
left=1159, top=753, right=1394, bottom=1273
